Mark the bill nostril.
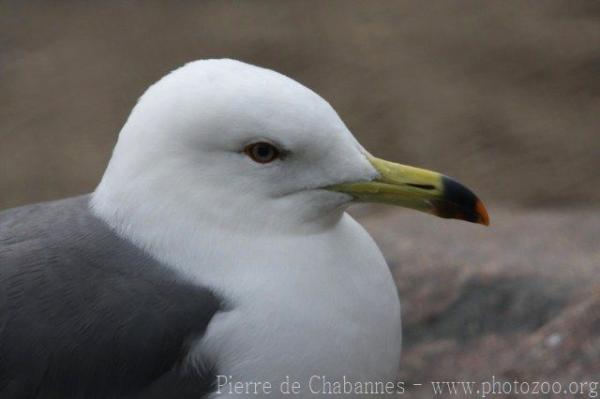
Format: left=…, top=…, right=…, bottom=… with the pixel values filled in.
left=406, top=183, right=436, bottom=190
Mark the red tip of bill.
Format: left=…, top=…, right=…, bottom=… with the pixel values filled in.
left=475, top=199, right=490, bottom=226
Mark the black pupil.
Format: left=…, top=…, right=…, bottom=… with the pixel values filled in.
left=255, top=145, right=272, bottom=159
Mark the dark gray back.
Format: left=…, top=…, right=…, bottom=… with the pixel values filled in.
left=0, top=196, right=221, bottom=398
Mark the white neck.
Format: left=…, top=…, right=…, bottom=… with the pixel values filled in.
left=91, top=175, right=401, bottom=387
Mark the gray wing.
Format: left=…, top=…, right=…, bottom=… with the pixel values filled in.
left=0, top=195, right=222, bottom=399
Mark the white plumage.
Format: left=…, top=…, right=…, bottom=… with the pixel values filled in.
left=92, top=59, right=402, bottom=395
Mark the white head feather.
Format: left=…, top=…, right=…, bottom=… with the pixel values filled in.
left=93, top=59, right=377, bottom=239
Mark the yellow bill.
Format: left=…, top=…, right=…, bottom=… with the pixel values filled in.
left=328, top=155, right=489, bottom=226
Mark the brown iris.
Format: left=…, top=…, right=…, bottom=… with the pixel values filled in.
left=244, top=142, right=280, bottom=164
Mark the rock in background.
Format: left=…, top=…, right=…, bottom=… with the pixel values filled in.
left=355, top=206, right=599, bottom=396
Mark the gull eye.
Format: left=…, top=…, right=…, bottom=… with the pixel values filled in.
left=243, top=142, right=280, bottom=164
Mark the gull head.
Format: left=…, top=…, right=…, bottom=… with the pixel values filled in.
left=94, top=59, right=488, bottom=236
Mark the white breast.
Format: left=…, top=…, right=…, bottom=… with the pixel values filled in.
left=187, top=214, right=402, bottom=398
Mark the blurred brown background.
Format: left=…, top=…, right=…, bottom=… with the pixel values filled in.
left=1, top=1, right=599, bottom=396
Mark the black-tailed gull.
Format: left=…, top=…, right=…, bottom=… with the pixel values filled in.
left=0, top=59, right=488, bottom=398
